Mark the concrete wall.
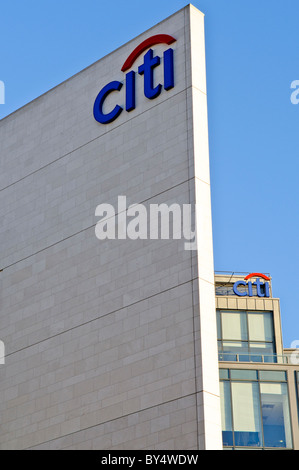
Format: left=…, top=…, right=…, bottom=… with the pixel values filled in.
left=0, top=5, right=221, bottom=449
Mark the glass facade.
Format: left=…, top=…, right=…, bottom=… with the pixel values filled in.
left=220, top=369, right=293, bottom=449
left=217, top=310, right=276, bottom=362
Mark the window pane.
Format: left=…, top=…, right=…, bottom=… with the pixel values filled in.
left=230, top=370, right=258, bottom=381
left=222, top=312, right=248, bottom=341
left=231, top=382, right=262, bottom=447
left=219, top=369, right=229, bottom=380
left=249, top=342, right=275, bottom=363
left=222, top=342, right=248, bottom=361
left=260, top=383, right=293, bottom=448
left=220, top=381, right=233, bottom=446
left=259, top=371, right=287, bottom=382
left=248, top=312, right=274, bottom=342
left=223, top=342, right=248, bottom=353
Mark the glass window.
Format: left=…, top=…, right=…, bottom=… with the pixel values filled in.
left=217, top=310, right=276, bottom=363
left=230, top=369, right=258, bottom=381
left=249, top=343, right=275, bottom=363
left=220, top=381, right=233, bottom=446
left=248, top=312, right=274, bottom=342
left=222, top=341, right=248, bottom=355
left=219, top=370, right=293, bottom=449
left=219, top=369, right=229, bottom=380
left=260, top=383, right=292, bottom=448
left=231, top=382, right=262, bottom=447
left=222, top=312, right=247, bottom=341
left=259, top=371, right=287, bottom=382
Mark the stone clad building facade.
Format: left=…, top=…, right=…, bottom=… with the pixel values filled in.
left=0, top=6, right=222, bottom=449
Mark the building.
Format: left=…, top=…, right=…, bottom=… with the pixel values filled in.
left=0, top=5, right=298, bottom=450
left=215, top=272, right=299, bottom=449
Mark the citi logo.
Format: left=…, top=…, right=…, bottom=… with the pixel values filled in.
left=233, top=273, right=270, bottom=298
left=93, top=34, right=176, bottom=124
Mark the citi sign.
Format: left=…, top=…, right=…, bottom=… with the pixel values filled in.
left=233, top=273, right=270, bottom=298
left=93, top=34, right=176, bottom=124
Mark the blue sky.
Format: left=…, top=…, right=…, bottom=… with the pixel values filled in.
left=0, top=0, right=298, bottom=347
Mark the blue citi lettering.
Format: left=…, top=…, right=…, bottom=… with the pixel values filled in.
left=233, top=279, right=270, bottom=298
left=93, top=48, right=174, bottom=124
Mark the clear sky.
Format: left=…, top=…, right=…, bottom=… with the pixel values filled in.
left=0, top=0, right=298, bottom=347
